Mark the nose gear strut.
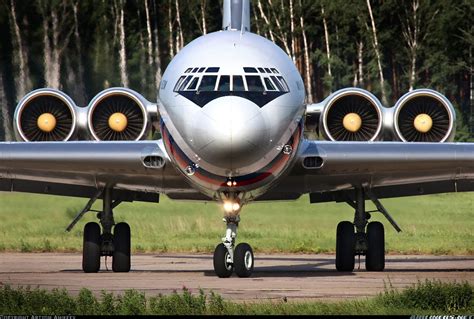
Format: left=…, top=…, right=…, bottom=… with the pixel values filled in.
left=213, top=206, right=254, bottom=278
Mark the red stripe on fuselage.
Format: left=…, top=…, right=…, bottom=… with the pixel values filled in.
left=162, top=122, right=301, bottom=189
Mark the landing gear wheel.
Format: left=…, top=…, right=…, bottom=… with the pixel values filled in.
left=366, top=221, right=385, bottom=271
left=213, top=243, right=233, bottom=278
left=234, top=243, right=254, bottom=278
left=112, top=222, right=131, bottom=272
left=336, top=221, right=355, bottom=272
left=83, top=222, right=101, bottom=273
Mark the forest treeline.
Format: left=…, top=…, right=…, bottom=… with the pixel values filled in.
left=0, top=0, right=472, bottom=140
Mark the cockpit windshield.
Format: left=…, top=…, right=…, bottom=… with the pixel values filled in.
left=173, top=66, right=290, bottom=107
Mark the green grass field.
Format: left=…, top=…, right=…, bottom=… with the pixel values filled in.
left=0, top=192, right=473, bottom=254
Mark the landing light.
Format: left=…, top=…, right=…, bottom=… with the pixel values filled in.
left=223, top=201, right=240, bottom=213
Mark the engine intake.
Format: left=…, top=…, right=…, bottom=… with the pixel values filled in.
left=320, top=88, right=383, bottom=141
left=14, top=89, right=77, bottom=142
left=87, top=88, right=149, bottom=141
left=394, top=89, right=455, bottom=142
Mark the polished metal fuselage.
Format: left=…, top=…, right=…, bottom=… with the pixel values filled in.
left=158, top=30, right=306, bottom=199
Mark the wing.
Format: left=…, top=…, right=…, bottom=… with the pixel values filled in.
left=261, top=140, right=474, bottom=202
left=0, top=140, right=203, bottom=203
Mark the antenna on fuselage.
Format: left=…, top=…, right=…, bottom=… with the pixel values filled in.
left=222, top=0, right=250, bottom=33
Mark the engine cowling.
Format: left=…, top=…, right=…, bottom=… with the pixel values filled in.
left=87, top=88, right=150, bottom=141
left=14, top=89, right=77, bottom=142
left=393, top=89, right=455, bottom=142
left=320, top=88, right=384, bottom=141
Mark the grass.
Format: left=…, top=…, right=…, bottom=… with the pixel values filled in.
left=0, top=192, right=473, bottom=254
left=0, top=280, right=472, bottom=315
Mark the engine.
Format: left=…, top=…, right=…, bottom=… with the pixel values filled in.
left=14, top=89, right=77, bottom=142
left=393, top=89, right=456, bottom=142
left=87, top=88, right=149, bottom=141
left=320, top=88, right=383, bottom=141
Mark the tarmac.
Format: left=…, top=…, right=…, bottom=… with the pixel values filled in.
left=0, top=253, right=473, bottom=301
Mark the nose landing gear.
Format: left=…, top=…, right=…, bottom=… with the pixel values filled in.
left=213, top=212, right=254, bottom=278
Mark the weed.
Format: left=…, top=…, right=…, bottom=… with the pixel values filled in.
left=379, top=279, right=473, bottom=312
left=0, top=280, right=472, bottom=315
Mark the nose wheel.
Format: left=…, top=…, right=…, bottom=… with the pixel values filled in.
left=234, top=243, right=254, bottom=277
left=213, top=243, right=233, bottom=278
left=213, top=215, right=255, bottom=278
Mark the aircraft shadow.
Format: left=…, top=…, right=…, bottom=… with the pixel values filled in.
left=152, top=254, right=474, bottom=264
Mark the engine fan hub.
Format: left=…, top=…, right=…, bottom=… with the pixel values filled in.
left=37, top=113, right=57, bottom=133
left=413, top=113, right=433, bottom=133
left=108, top=112, right=128, bottom=132
left=342, top=113, right=362, bottom=133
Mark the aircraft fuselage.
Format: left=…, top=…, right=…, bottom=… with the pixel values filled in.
left=158, top=31, right=306, bottom=201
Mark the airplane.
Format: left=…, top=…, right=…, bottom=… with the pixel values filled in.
left=1, top=0, right=472, bottom=278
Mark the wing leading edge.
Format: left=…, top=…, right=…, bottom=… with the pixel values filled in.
left=262, top=140, right=474, bottom=202
left=0, top=140, right=200, bottom=202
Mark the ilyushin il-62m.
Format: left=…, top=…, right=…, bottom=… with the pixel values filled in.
left=1, top=0, right=471, bottom=278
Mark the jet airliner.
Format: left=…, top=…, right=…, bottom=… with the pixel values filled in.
left=2, top=0, right=473, bottom=277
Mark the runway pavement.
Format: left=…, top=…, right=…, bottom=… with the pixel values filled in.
left=0, top=253, right=473, bottom=301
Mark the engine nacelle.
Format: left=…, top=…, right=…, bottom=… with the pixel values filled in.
left=393, top=89, right=455, bottom=142
left=14, top=89, right=77, bottom=142
left=87, top=88, right=151, bottom=141
left=320, top=88, right=384, bottom=141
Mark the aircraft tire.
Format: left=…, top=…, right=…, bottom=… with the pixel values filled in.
left=83, top=222, right=101, bottom=273
left=366, top=221, right=385, bottom=271
left=335, top=221, right=355, bottom=271
left=113, top=222, right=131, bottom=272
left=213, top=243, right=233, bottom=278
left=234, top=243, right=254, bottom=278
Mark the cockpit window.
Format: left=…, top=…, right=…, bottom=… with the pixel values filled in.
left=174, top=68, right=289, bottom=107
left=243, top=67, right=258, bottom=73
left=277, top=76, right=289, bottom=92
left=174, top=75, right=186, bottom=91
left=178, top=76, right=193, bottom=91
left=233, top=76, right=245, bottom=91
left=198, top=75, right=218, bottom=91
left=246, top=76, right=265, bottom=92
left=186, top=77, right=199, bottom=90
left=264, top=78, right=276, bottom=91
left=206, top=67, right=220, bottom=73
left=218, top=76, right=230, bottom=92
left=270, top=76, right=284, bottom=92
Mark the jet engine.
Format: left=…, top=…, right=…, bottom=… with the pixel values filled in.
left=320, top=88, right=383, bottom=141
left=393, top=89, right=455, bottom=142
left=87, top=88, right=150, bottom=141
left=14, top=89, right=77, bottom=142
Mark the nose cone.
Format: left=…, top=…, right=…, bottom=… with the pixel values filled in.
left=194, top=97, right=271, bottom=174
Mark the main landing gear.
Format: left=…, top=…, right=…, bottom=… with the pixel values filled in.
left=213, top=214, right=254, bottom=278
left=66, top=187, right=131, bottom=273
left=336, top=187, right=402, bottom=272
